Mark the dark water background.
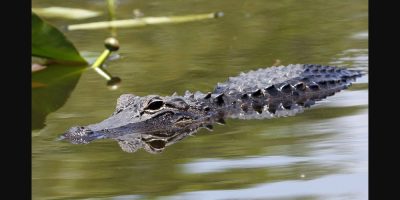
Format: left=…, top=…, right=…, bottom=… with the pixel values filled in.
left=32, top=0, right=368, bottom=199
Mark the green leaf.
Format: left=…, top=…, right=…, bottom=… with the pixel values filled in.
left=32, top=12, right=87, bottom=63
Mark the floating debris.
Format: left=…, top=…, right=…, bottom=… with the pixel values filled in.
left=32, top=63, right=47, bottom=73
left=133, top=9, right=144, bottom=18
left=68, top=11, right=224, bottom=31
left=32, top=7, right=101, bottom=20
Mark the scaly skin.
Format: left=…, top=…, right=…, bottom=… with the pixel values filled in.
left=60, top=64, right=363, bottom=153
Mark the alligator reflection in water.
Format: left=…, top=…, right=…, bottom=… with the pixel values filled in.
left=60, top=64, right=364, bottom=153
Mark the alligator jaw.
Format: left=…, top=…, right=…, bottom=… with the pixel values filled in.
left=60, top=105, right=209, bottom=146
left=60, top=111, right=209, bottom=153
left=60, top=126, right=107, bottom=144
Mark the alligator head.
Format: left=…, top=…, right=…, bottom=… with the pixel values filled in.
left=60, top=93, right=214, bottom=153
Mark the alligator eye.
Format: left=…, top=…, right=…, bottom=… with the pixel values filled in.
left=148, top=140, right=166, bottom=150
left=146, top=100, right=164, bottom=110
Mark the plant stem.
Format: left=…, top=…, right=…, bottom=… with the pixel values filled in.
left=68, top=12, right=223, bottom=30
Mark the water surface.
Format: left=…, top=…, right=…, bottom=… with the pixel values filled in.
left=32, top=0, right=368, bottom=199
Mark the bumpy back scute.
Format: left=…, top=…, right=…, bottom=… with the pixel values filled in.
left=213, top=64, right=363, bottom=120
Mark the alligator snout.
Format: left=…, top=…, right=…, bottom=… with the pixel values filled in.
left=60, top=126, right=104, bottom=144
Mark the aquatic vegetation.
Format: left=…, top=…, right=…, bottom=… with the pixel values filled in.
left=32, top=12, right=86, bottom=64
left=67, top=12, right=224, bottom=31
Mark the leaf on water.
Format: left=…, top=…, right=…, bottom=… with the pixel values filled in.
left=32, top=12, right=87, bottom=63
left=32, top=7, right=101, bottom=20
left=68, top=11, right=224, bottom=30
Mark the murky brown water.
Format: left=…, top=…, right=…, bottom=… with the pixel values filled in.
left=32, top=0, right=368, bottom=199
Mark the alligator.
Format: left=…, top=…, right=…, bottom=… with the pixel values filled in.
left=60, top=64, right=364, bottom=153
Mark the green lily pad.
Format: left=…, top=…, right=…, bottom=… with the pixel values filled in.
left=32, top=12, right=87, bottom=63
